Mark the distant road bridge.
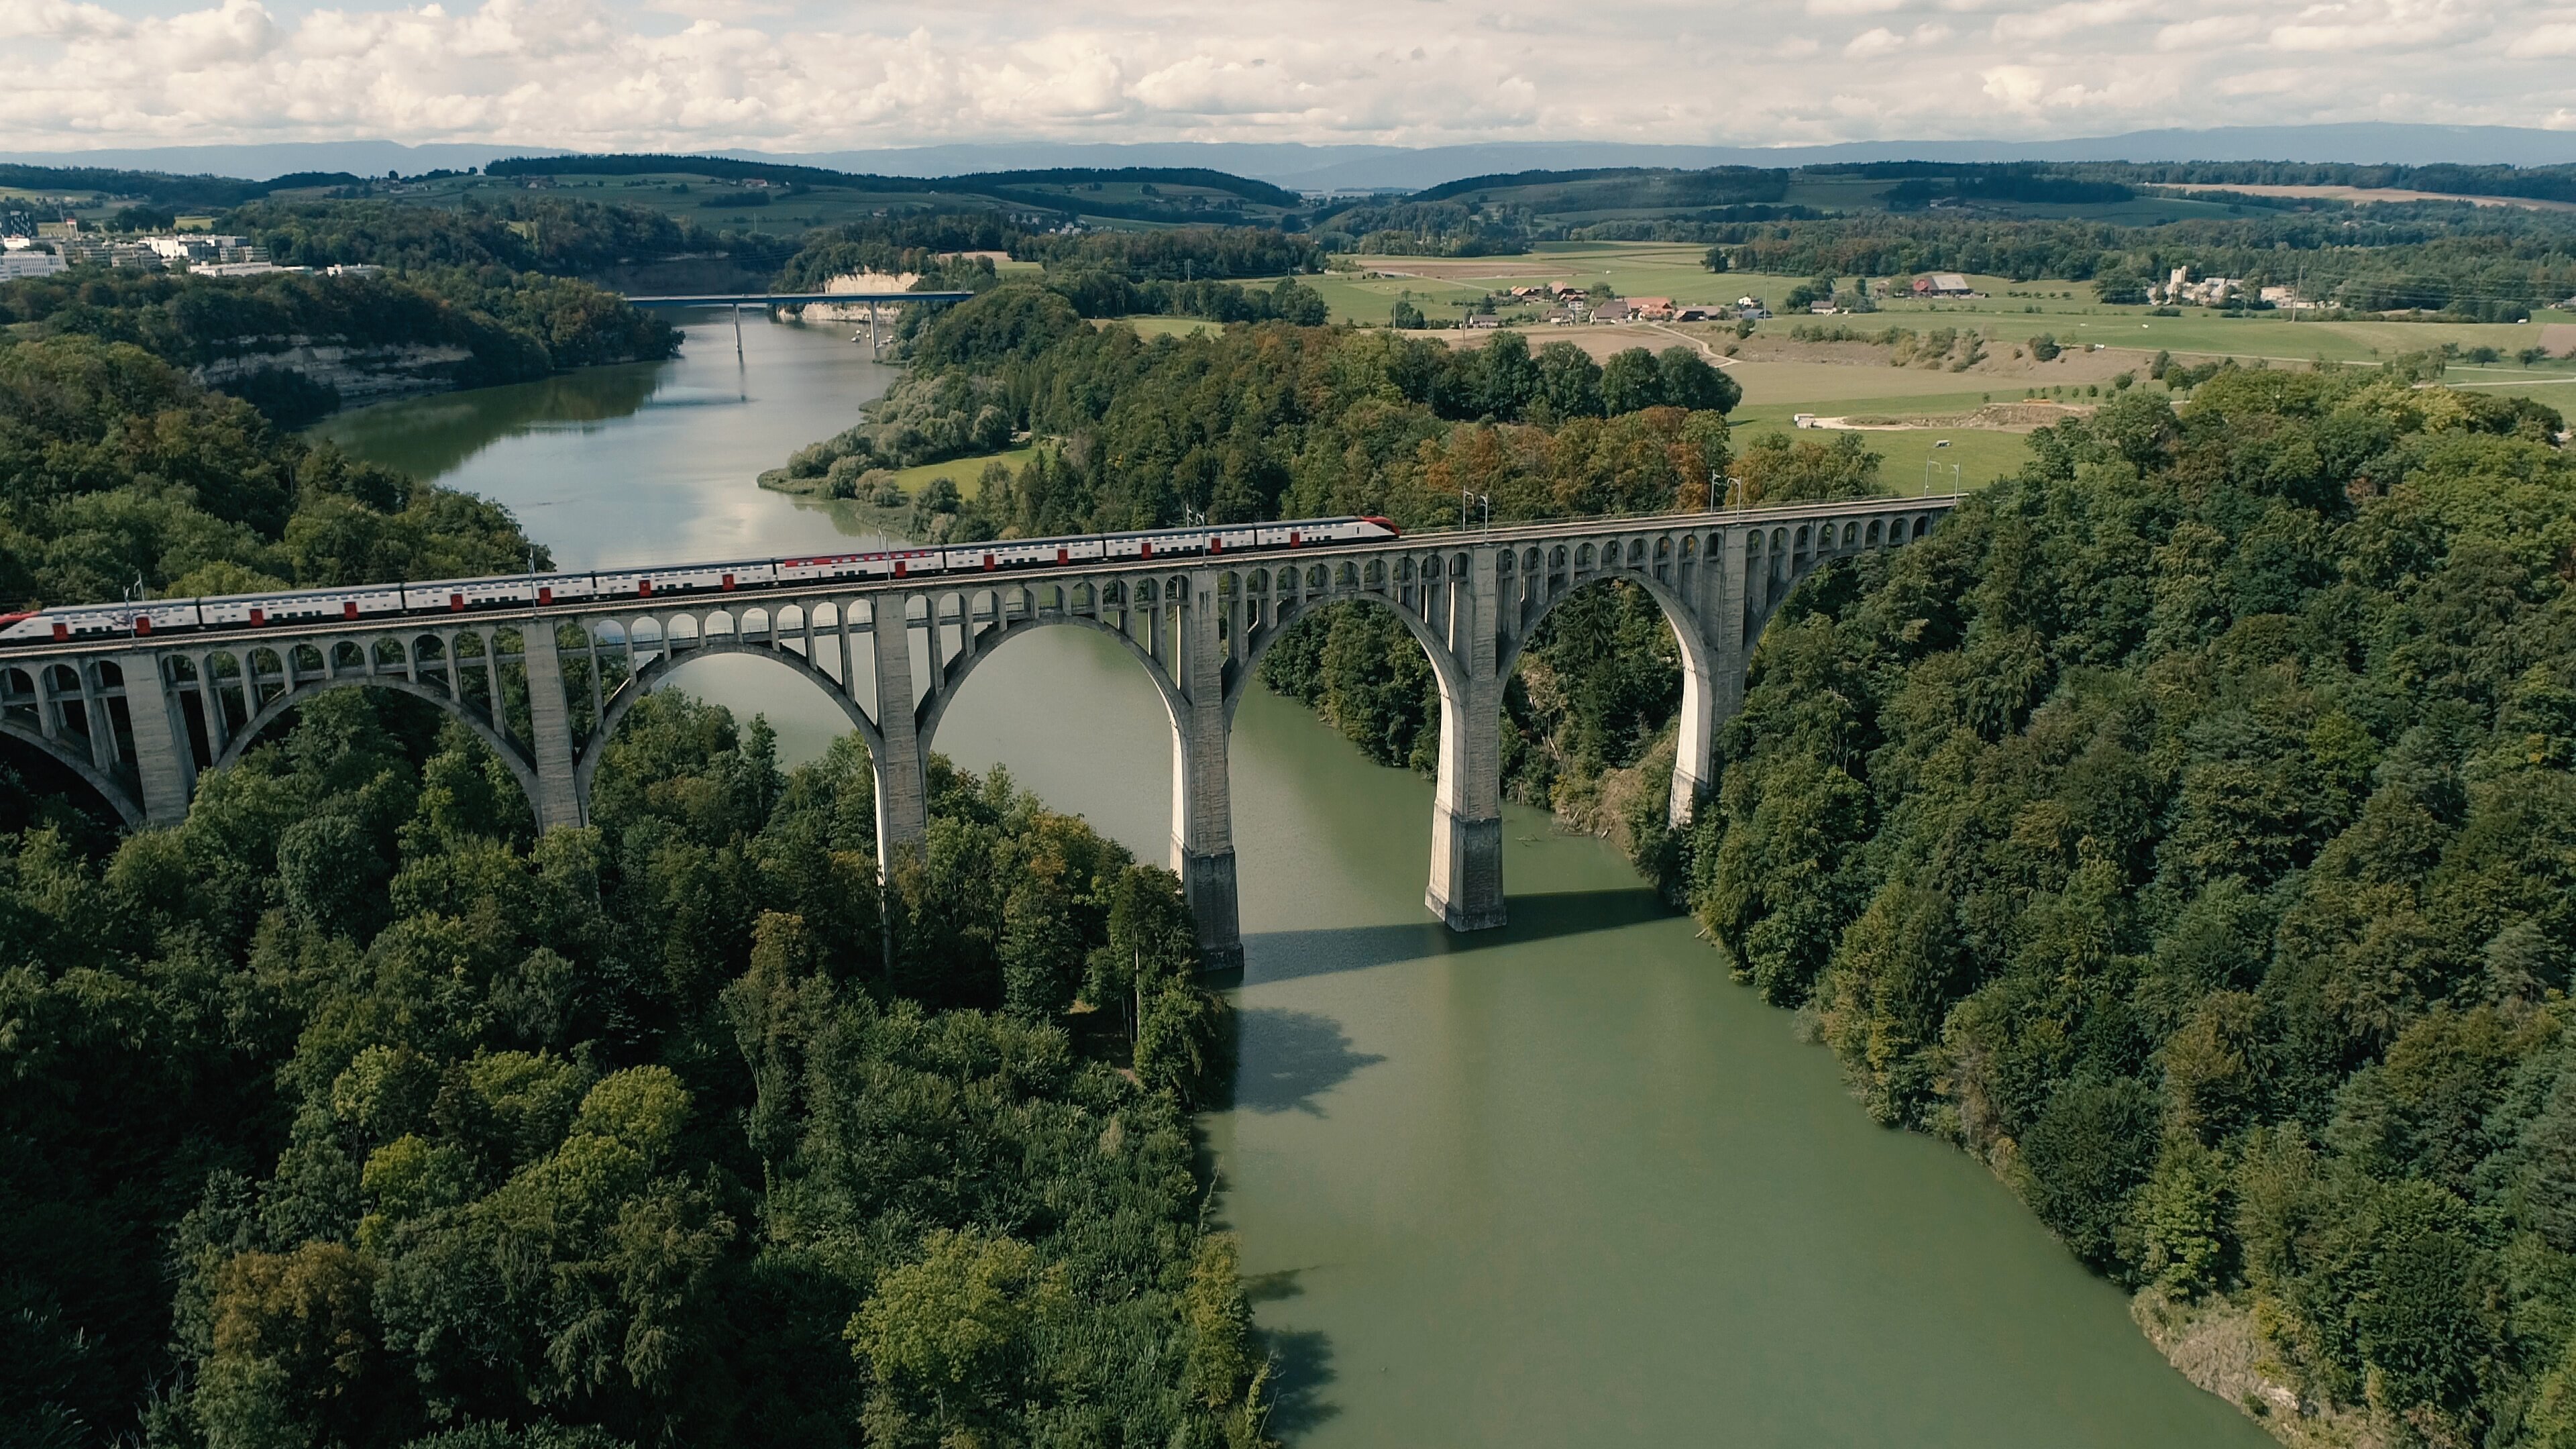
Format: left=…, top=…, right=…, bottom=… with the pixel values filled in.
left=621, top=289, right=975, bottom=354
left=619, top=290, right=975, bottom=354
left=0, top=498, right=1962, bottom=967
left=619, top=292, right=977, bottom=309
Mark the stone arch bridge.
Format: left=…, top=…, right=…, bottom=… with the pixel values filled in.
left=0, top=498, right=1958, bottom=966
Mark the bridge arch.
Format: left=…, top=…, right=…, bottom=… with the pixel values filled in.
left=1497, top=561, right=1721, bottom=832
left=0, top=718, right=144, bottom=828
left=572, top=623, right=883, bottom=818
left=1222, top=586, right=1468, bottom=732
left=916, top=609, right=1186, bottom=753
left=215, top=670, right=545, bottom=814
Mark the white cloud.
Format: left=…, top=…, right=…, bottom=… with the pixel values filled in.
left=2508, top=19, right=2576, bottom=52
left=1994, top=0, right=2148, bottom=40
left=2155, top=14, right=2266, bottom=48
left=2267, top=0, right=2489, bottom=50
left=0, top=0, right=2571, bottom=150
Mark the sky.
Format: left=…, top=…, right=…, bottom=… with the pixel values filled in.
left=3, top=0, right=2573, bottom=154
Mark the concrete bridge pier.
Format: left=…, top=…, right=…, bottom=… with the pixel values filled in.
left=1175, top=570, right=1243, bottom=969
left=1428, top=549, right=1507, bottom=932
left=521, top=623, right=586, bottom=831
left=122, top=651, right=195, bottom=830
left=869, top=592, right=931, bottom=873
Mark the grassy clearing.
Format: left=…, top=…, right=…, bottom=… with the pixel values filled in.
left=1112, top=315, right=1221, bottom=339
left=1729, top=392, right=2043, bottom=494
left=885, top=445, right=1039, bottom=498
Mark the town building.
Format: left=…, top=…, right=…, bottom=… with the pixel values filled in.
left=0, top=251, right=69, bottom=280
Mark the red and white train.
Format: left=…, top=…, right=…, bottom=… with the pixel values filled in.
left=0, top=515, right=1403, bottom=645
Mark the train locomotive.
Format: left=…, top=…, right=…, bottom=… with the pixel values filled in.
left=0, top=515, right=1403, bottom=645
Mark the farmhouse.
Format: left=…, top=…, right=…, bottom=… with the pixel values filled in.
left=1912, top=273, right=1976, bottom=298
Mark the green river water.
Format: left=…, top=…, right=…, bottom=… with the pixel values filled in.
left=318, top=317, right=2272, bottom=1448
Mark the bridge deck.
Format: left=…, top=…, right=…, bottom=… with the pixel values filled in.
left=0, top=498, right=1965, bottom=663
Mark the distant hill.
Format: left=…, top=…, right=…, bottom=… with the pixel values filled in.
left=11, top=124, right=2576, bottom=192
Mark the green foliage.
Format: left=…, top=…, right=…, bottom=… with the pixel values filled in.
left=1683, top=371, right=2576, bottom=1435
left=0, top=336, right=539, bottom=610
left=1, top=678, right=1258, bottom=1444
left=0, top=256, right=678, bottom=409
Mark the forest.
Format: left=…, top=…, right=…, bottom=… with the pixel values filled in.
left=0, top=335, right=539, bottom=612
left=1, top=333, right=1258, bottom=1446
left=0, top=270, right=675, bottom=425
left=1707, top=209, right=2576, bottom=321
left=1682, top=372, right=2576, bottom=1440
left=763, top=284, right=1738, bottom=517
left=2, top=193, right=705, bottom=426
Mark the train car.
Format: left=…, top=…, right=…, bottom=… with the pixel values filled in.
left=1100, top=527, right=1205, bottom=564
left=938, top=537, right=1108, bottom=572
left=400, top=576, right=538, bottom=614
left=390, top=572, right=601, bottom=613
left=199, top=584, right=405, bottom=631
left=1252, top=515, right=1399, bottom=549
left=777, top=552, right=898, bottom=585
left=10, top=601, right=191, bottom=641
left=592, top=559, right=780, bottom=598
left=879, top=548, right=944, bottom=580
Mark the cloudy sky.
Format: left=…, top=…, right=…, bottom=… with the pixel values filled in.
left=4, top=0, right=2573, bottom=153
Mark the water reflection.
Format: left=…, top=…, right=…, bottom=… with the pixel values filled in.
left=317, top=362, right=667, bottom=481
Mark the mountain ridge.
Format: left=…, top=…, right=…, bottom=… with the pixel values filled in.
left=8, top=124, right=2573, bottom=193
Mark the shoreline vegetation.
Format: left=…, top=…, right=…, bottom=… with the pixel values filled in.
left=748, top=215, right=2576, bottom=1446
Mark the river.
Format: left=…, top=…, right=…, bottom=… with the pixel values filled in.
left=319, top=316, right=2272, bottom=1448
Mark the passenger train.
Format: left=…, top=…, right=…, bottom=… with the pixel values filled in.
left=0, top=515, right=1404, bottom=645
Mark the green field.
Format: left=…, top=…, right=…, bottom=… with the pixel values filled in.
left=1114, top=315, right=1220, bottom=339
left=1311, top=246, right=2574, bottom=374
left=1729, top=393, right=2041, bottom=493
left=883, top=445, right=1039, bottom=498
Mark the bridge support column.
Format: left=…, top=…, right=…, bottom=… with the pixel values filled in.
left=1175, top=571, right=1242, bottom=971
left=118, top=651, right=194, bottom=829
left=1666, top=531, right=1747, bottom=830
left=1428, top=549, right=1507, bottom=932
left=519, top=622, right=584, bottom=833
left=869, top=592, right=930, bottom=873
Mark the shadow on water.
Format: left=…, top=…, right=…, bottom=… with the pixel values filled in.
left=1255, top=1325, right=1342, bottom=1440
left=1229, top=1009, right=1387, bottom=1116
left=1239, top=886, right=1679, bottom=986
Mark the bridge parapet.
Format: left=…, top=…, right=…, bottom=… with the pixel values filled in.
left=0, top=497, right=1962, bottom=963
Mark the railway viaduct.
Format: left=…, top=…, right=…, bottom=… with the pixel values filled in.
left=0, top=496, right=1960, bottom=967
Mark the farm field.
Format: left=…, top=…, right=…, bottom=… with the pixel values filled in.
left=1316, top=244, right=2575, bottom=372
